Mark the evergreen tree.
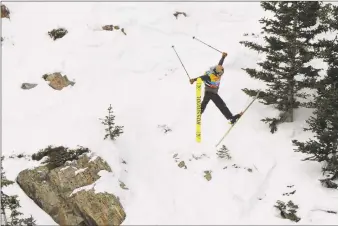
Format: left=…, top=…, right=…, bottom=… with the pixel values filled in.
left=292, top=4, right=338, bottom=189
left=1, top=156, right=37, bottom=225
left=99, top=104, right=124, bottom=141
left=240, top=2, right=325, bottom=133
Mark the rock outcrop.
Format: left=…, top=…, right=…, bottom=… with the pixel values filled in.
left=21, top=83, right=38, bottom=90
left=42, top=72, right=75, bottom=90
left=16, top=146, right=126, bottom=226
left=1, top=4, right=10, bottom=19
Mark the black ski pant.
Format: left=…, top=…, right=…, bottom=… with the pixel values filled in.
left=201, top=91, right=233, bottom=119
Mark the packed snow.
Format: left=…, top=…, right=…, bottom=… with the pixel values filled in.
left=2, top=2, right=338, bottom=225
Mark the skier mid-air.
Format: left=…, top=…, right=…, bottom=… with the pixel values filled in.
left=189, top=52, right=242, bottom=125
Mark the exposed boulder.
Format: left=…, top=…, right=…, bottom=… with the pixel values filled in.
left=204, top=170, right=212, bottom=181
left=16, top=146, right=126, bottom=226
left=1, top=4, right=10, bottom=19
left=42, top=72, right=75, bottom=90
left=71, top=188, right=125, bottom=226
left=21, top=83, right=38, bottom=90
left=178, top=161, right=187, bottom=169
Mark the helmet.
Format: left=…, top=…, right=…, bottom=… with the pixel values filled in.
left=214, top=65, right=224, bottom=76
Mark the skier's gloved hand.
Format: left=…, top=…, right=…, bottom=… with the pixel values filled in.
left=222, top=52, right=228, bottom=57
left=190, top=78, right=196, bottom=84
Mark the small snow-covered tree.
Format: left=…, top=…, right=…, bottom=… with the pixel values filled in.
left=240, top=2, right=326, bottom=133
left=216, top=145, right=232, bottom=160
left=99, top=104, right=124, bottom=141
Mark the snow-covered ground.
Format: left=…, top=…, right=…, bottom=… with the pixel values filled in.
left=2, top=2, right=338, bottom=225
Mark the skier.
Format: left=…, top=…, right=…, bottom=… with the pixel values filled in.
left=189, top=52, right=242, bottom=125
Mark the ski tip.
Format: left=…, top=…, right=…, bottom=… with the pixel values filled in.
left=172, top=45, right=174, bottom=48
left=192, top=36, right=195, bottom=39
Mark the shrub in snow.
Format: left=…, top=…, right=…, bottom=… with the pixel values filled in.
left=1, top=157, right=37, bottom=226
left=121, top=28, right=127, bottom=35
left=216, top=145, right=232, bottom=160
left=101, top=24, right=126, bottom=35
left=158, top=124, right=172, bottom=134
left=31, top=145, right=90, bottom=170
left=119, top=181, right=129, bottom=190
left=243, top=33, right=259, bottom=38
left=8, top=153, right=31, bottom=160
left=1, top=4, right=10, bottom=19
left=274, top=200, right=300, bottom=222
left=102, top=25, right=121, bottom=31
left=173, top=11, right=187, bottom=19
left=240, top=2, right=326, bottom=133
left=282, top=190, right=296, bottom=196
left=99, top=104, right=124, bottom=141
left=48, top=28, right=68, bottom=41
left=223, top=164, right=254, bottom=173
left=191, top=153, right=209, bottom=160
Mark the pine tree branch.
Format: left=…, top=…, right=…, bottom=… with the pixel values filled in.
left=239, top=41, right=268, bottom=53
left=241, top=68, right=275, bottom=81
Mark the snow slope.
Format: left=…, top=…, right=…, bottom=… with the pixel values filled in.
left=2, top=2, right=338, bottom=225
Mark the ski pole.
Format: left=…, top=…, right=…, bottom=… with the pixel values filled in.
left=193, top=36, right=222, bottom=53
left=172, top=45, right=191, bottom=81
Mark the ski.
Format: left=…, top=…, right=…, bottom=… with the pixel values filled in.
left=196, top=78, right=202, bottom=143
left=215, top=91, right=260, bottom=147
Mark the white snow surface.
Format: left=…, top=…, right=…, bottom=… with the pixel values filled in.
left=2, top=2, right=338, bottom=225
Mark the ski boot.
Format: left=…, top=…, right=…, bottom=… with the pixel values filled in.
left=229, top=112, right=243, bottom=125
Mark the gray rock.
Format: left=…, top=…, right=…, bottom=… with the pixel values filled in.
left=21, top=83, right=38, bottom=90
